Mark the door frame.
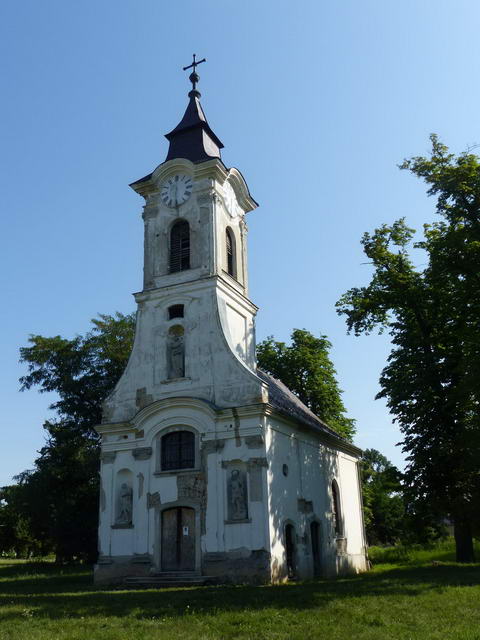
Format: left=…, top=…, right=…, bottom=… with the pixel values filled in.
left=154, top=499, right=201, bottom=572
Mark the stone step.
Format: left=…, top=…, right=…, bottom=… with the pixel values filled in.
left=151, top=571, right=201, bottom=577
left=124, top=574, right=217, bottom=588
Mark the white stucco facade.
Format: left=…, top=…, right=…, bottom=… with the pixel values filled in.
left=94, top=91, right=367, bottom=585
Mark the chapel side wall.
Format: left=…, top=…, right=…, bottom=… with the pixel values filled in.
left=266, top=418, right=336, bottom=581
left=337, top=453, right=367, bottom=572
left=266, top=416, right=366, bottom=581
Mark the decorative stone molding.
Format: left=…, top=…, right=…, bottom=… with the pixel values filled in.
left=177, top=473, right=206, bottom=504
left=132, top=447, right=152, bottom=460
left=202, top=439, right=225, bottom=454
left=146, top=492, right=161, bottom=509
left=247, top=457, right=268, bottom=469
left=336, top=537, right=348, bottom=555
left=101, top=452, right=116, bottom=464
left=135, top=429, right=144, bottom=439
left=245, top=435, right=264, bottom=449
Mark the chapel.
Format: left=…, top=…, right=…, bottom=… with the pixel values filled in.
left=94, top=58, right=367, bottom=585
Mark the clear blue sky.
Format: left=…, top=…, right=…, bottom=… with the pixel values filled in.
left=1, top=0, right=479, bottom=486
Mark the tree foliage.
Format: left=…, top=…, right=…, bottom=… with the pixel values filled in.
left=337, top=135, right=480, bottom=561
left=5, top=313, right=136, bottom=561
left=361, top=449, right=404, bottom=546
left=19, top=313, right=136, bottom=438
left=257, top=329, right=355, bottom=440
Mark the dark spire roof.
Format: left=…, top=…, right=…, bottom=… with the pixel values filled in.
left=164, top=92, right=224, bottom=163
left=164, top=58, right=223, bottom=163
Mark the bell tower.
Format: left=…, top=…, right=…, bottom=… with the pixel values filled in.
left=101, top=57, right=266, bottom=425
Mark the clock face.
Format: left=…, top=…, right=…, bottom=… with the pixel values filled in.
left=161, top=174, right=193, bottom=207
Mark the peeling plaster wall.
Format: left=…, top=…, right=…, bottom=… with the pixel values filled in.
left=96, top=397, right=271, bottom=581
left=266, top=417, right=367, bottom=581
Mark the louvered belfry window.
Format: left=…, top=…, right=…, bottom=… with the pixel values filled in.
left=161, top=431, right=195, bottom=471
left=226, top=228, right=235, bottom=277
left=170, top=220, right=190, bottom=273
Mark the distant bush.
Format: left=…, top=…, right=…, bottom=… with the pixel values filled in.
left=368, top=538, right=480, bottom=566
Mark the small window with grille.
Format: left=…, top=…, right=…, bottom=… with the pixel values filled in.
left=169, top=220, right=190, bottom=273
left=168, top=304, right=184, bottom=320
left=161, top=430, right=195, bottom=471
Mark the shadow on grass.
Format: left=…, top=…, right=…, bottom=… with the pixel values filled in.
left=0, top=561, right=479, bottom=622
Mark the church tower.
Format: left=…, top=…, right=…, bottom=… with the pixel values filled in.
left=95, top=59, right=367, bottom=585
left=101, top=58, right=264, bottom=425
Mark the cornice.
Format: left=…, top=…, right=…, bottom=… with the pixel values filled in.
left=130, top=158, right=230, bottom=199
left=94, top=421, right=133, bottom=435
left=132, top=396, right=218, bottom=428
left=133, top=274, right=258, bottom=311
left=226, top=167, right=258, bottom=212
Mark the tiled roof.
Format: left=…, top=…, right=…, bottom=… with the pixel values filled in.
left=257, top=369, right=346, bottom=442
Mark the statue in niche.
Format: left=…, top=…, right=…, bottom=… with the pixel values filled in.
left=117, top=483, right=133, bottom=524
left=228, top=469, right=248, bottom=520
left=167, top=325, right=185, bottom=379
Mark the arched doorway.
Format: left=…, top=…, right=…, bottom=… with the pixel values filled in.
left=310, top=521, right=321, bottom=576
left=285, top=523, right=296, bottom=579
left=161, top=507, right=195, bottom=571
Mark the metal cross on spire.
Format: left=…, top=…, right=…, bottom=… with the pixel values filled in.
left=183, top=53, right=206, bottom=97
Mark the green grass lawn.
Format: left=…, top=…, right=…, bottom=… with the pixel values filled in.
left=0, top=542, right=479, bottom=640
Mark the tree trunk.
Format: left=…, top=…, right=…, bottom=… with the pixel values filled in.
left=454, top=519, right=475, bottom=563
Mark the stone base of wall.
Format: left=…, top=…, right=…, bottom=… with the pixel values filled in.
left=94, top=554, right=153, bottom=585
left=336, top=552, right=368, bottom=575
left=202, top=547, right=271, bottom=584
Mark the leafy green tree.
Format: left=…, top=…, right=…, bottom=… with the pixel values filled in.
left=361, top=449, right=404, bottom=545
left=257, top=329, right=355, bottom=440
left=337, top=136, right=480, bottom=562
left=17, top=312, right=135, bottom=561
left=0, top=481, right=46, bottom=557
left=20, top=313, right=136, bottom=438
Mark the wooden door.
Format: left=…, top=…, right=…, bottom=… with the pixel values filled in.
left=161, top=507, right=195, bottom=571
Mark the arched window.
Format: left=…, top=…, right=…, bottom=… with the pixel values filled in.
left=168, top=304, right=184, bottom=320
left=170, top=220, right=190, bottom=273
left=332, top=480, right=343, bottom=537
left=161, top=431, right=195, bottom=471
left=226, top=227, right=236, bottom=278
left=167, top=325, right=185, bottom=379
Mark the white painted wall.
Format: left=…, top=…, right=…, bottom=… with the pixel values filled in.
left=266, top=416, right=366, bottom=580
